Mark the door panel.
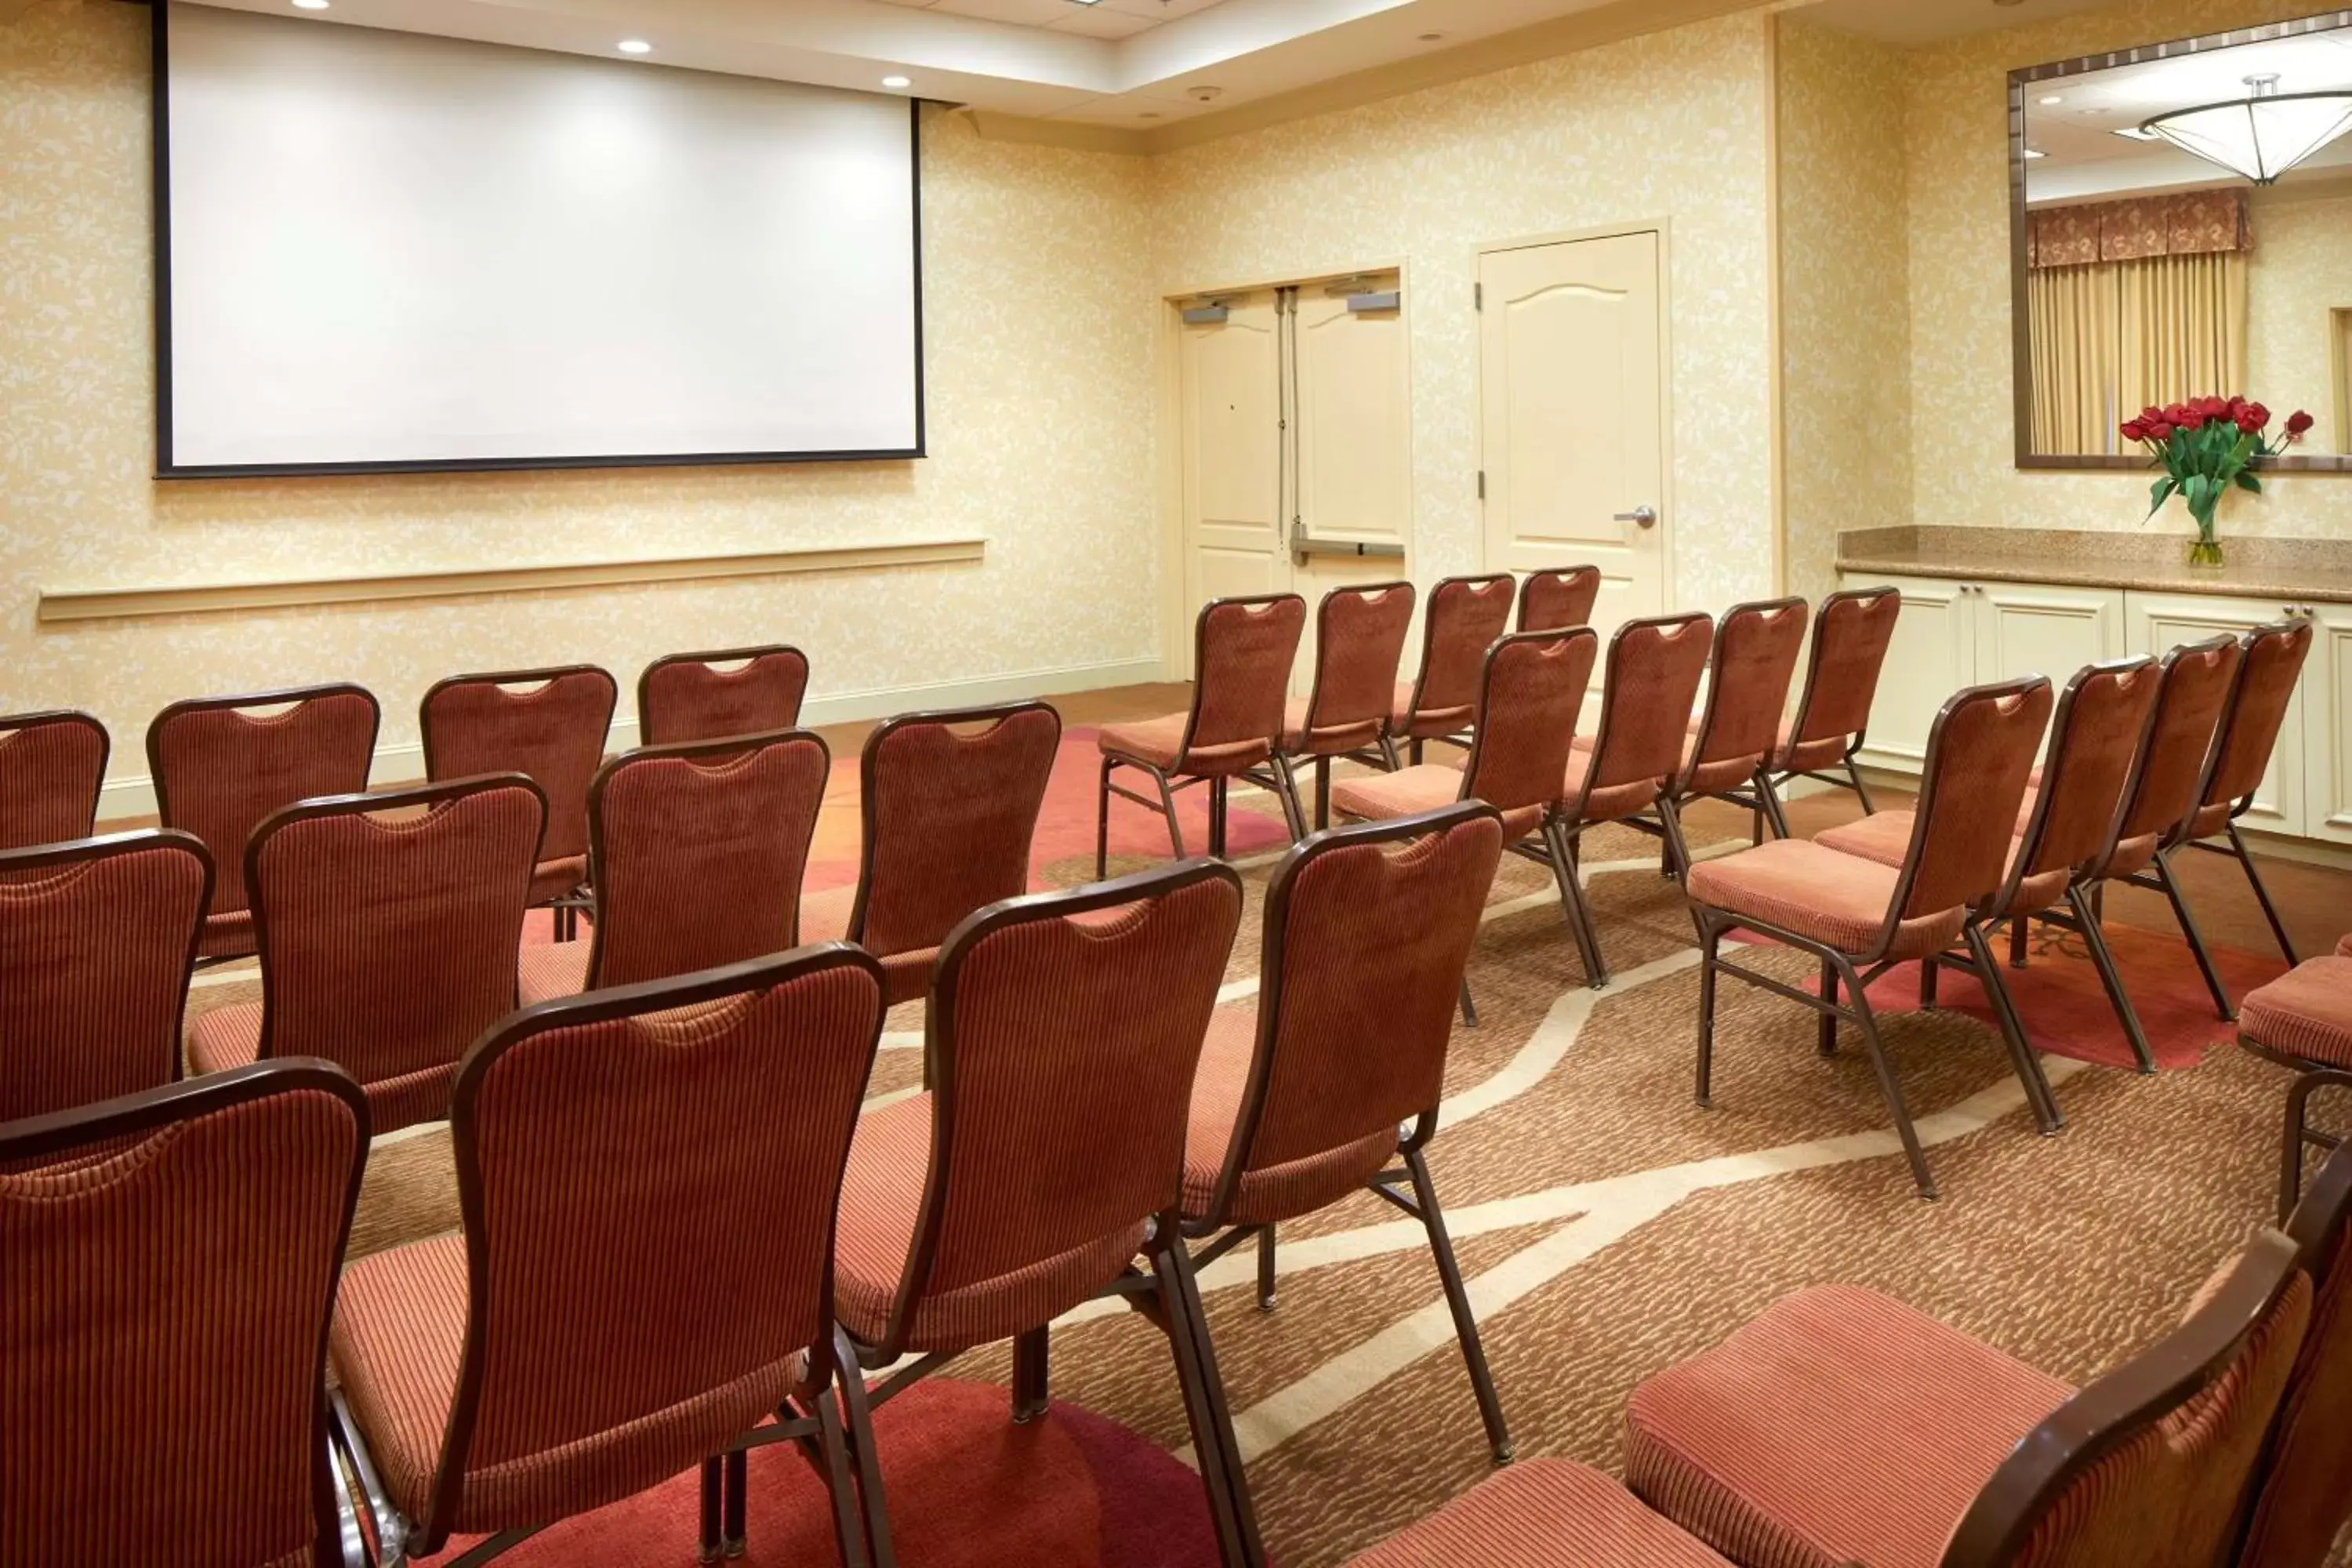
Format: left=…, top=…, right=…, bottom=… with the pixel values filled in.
left=1479, top=231, right=1666, bottom=654
left=1291, top=282, right=1410, bottom=695
left=2127, top=590, right=2303, bottom=837
left=1849, top=573, right=1973, bottom=772
left=1179, top=292, right=1286, bottom=679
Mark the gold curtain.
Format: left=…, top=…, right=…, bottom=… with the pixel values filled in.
left=2027, top=250, right=2249, bottom=456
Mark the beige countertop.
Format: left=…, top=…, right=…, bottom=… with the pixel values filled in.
left=1835, top=526, right=2352, bottom=607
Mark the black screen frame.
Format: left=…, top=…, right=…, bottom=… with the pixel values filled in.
left=150, top=2, right=927, bottom=481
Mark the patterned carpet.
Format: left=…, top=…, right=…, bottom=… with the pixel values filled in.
left=182, top=740, right=2339, bottom=1566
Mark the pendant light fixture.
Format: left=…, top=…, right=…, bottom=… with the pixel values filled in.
left=2142, top=73, right=2352, bottom=185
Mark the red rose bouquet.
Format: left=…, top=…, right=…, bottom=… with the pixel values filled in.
left=2122, top=397, right=2315, bottom=568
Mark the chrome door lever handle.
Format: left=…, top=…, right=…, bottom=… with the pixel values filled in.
left=1613, top=506, right=1658, bottom=529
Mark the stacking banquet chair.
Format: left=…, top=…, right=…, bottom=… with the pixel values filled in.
left=1816, top=656, right=2163, bottom=1112
left=1515, top=565, right=1602, bottom=633
left=2241, top=952, right=2352, bottom=1218
left=829, top=860, right=1263, bottom=1568
left=1660, top=597, right=1808, bottom=866
left=186, top=775, right=546, bottom=1137
left=1246, top=582, right=1415, bottom=829
left=1098, top=595, right=1307, bottom=869
left=421, top=666, right=616, bottom=939
left=1330, top=630, right=1596, bottom=1013
left=1392, top=574, right=1517, bottom=764
left=637, top=644, right=811, bottom=746
left=149, top=683, right=381, bottom=963
left=517, top=730, right=829, bottom=1005
left=1550, top=612, right=1715, bottom=988
left=1755, top=584, right=1901, bottom=822
left=332, top=947, right=885, bottom=1568
left=0, top=1062, right=370, bottom=1568
left=2012, top=633, right=2243, bottom=1059
left=0, top=830, right=211, bottom=1125
left=1342, top=1225, right=2317, bottom=1568
left=1686, top=675, right=2053, bottom=1199
left=1181, top=804, right=1513, bottom=1464
left=0, top=709, right=109, bottom=852
left=803, top=701, right=1060, bottom=1007
left=2167, top=619, right=2314, bottom=971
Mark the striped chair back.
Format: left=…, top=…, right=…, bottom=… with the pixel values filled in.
left=0, top=710, right=109, bottom=854
left=420, top=666, right=616, bottom=866
left=637, top=645, right=811, bottom=747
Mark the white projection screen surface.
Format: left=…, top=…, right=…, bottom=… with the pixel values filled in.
left=157, top=3, right=923, bottom=475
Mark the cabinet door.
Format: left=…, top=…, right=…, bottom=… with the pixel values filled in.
left=1973, top=583, right=2127, bottom=757
left=1846, top=573, right=1973, bottom=774
left=2125, top=591, right=2305, bottom=837
left=2304, top=602, right=2352, bottom=848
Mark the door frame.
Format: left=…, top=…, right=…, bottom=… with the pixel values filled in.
left=1156, top=260, right=1415, bottom=681
left=1472, top=219, right=1677, bottom=612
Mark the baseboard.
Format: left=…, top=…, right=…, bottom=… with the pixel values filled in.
left=94, top=655, right=1165, bottom=825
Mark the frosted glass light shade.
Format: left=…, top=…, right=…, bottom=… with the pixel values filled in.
left=2143, top=90, right=2352, bottom=183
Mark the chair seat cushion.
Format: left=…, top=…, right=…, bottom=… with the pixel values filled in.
left=1686, top=840, right=1963, bottom=960
left=2336, top=933, right=2351, bottom=960
left=833, top=1094, right=1147, bottom=1356
left=332, top=1232, right=469, bottom=1524
left=1347, top=1458, right=1737, bottom=1567
left=196, top=907, right=256, bottom=961
left=517, top=942, right=590, bottom=1006
left=798, top=884, right=938, bottom=1007
left=1392, top=683, right=1473, bottom=740
left=1098, top=714, right=1268, bottom=778
left=1624, top=1285, right=2074, bottom=1568
left=1330, top=766, right=1542, bottom=840
left=1559, top=748, right=1664, bottom=827
left=1814, top=810, right=1915, bottom=869
left=529, top=855, right=589, bottom=906
left=1282, top=697, right=1384, bottom=757
left=1181, top=1004, right=1396, bottom=1228
left=1776, top=721, right=1852, bottom=776
left=2241, top=956, right=2352, bottom=1069
left=187, top=1001, right=263, bottom=1076
left=187, top=1000, right=453, bottom=1136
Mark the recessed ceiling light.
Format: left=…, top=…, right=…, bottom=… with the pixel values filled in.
left=2022, top=146, right=2047, bottom=158
left=617, top=38, right=653, bottom=55
left=292, top=0, right=329, bottom=9
left=1068, top=0, right=1105, bottom=7
left=881, top=74, right=911, bottom=89
left=1417, top=31, right=1444, bottom=42
left=1139, top=111, right=1162, bottom=119
left=2038, top=94, right=2064, bottom=106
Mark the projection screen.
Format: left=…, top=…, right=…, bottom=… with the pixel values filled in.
left=155, top=3, right=924, bottom=476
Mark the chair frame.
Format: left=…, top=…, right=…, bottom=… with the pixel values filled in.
left=1939, top=1226, right=2303, bottom=1567
left=838, top=858, right=1265, bottom=1568
left=2256, top=1055, right=2352, bottom=1225
left=1646, top=597, right=1809, bottom=872
left=1181, top=804, right=1513, bottom=1466
left=1690, top=677, right=2052, bottom=1200
left=635, top=644, right=812, bottom=746
left=334, top=946, right=887, bottom=1568
left=1755, top=585, right=1903, bottom=826
left=0, top=1061, right=372, bottom=1568
left=0, top=709, right=111, bottom=844
left=1097, top=596, right=1307, bottom=873
left=1394, top=573, right=1517, bottom=764
left=1244, top=581, right=1415, bottom=831
left=578, top=728, right=827, bottom=990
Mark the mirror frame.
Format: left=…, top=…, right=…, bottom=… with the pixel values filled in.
left=2009, top=7, right=2352, bottom=471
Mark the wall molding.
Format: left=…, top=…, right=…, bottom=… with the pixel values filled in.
left=93, top=652, right=1165, bottom=822
left=38, top=536, right=987, bottom=625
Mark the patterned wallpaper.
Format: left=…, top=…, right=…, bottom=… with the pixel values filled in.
left=2248, top=183, right=2352, bottom=458
left=1149, top=10, right=1783, bottom=613
left=0, top=1, right=1160, bottom=775
left=1901, top=0, right=2352, bottom=544
left=1776, top=14, right=1914, bottom=601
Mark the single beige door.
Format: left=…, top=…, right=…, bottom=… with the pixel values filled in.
left=1179, top=291, right=1287, bottom=680
left=1290, top=278, right=1411, bottom=694
left=1479, top=230, right=1668, bottom=648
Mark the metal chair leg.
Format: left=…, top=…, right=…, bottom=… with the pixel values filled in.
left=1270, top=755, right=1308, bottom=844
left=1095, top=757, right=1114, bottom=879
left=1208, top=777, right=1229, bottom=860
left=2071, top=884, right=2157, bottom=1074
left=1012, top=1327, right=1050, bottom=1424
left=1546, top=819, right=1608, bottom=990
left=1314, top=757, right=1332, bottom=831
left=1845, top=757, right=1878, bottom=815
left=1405, top=1145, right=1512, bottom=1465
left=2227, top=822, right=2302, bottom=967
left=808, top=1384, right=873, bottom=1568
left=1377, top=735, right=1403, bottom=771
left=1918, top=954, right=1940, bottom=1011
left=724, top=1448, right=749, bottom=1558
left=1817, top=959, right=1839, bottom=1058
left=1836, top=954, right=1938, bottom=1200
left=1152, top=768, right=1188, bottom=862
left=1257, top=1225, right=1277, bottom=1312
left=2009, top=911, right=2029, bottom=969
left=1148, top=1224, right=1266, bottom=1568
left=1756, top=771, right=1791, bottom=840
left=2153, top=849, right=2234, bottom=1022
left=1964, top=924, right=2063, bottom=1136
left=700, top=1457, right=724, bottom=1564
left=1457, top=978, right=1479, bottom=1029
left=833, top=1329, right=898, bottom=1568
left=1696, top=920, right=1721, bottom=1108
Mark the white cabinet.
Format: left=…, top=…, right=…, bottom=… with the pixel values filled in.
left=2126, top=592, right=2307, bottom=839
left=2305, top=601, right=2352, bottom=848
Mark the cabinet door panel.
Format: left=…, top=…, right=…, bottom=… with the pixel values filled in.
left=1973, top=584, right=2125, bottom=759
left=2125, top=591, right=2304, bottom=837
left=1846, top=573, right=1973, bottom=773
left=2304, top=603, right=2352, bottom=848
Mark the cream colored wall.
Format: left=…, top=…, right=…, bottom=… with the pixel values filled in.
left=2248, top=180, right=2352, bottom=459
left=1148, top=10, right=1784, bottom=613
left=1902, top=0, right=2352, bottom=544
left=1775, top=13, right=1912, bottom=600
left=0, top=2, right=1160, bottom=798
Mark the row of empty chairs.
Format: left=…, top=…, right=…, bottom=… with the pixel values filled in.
left=2, top=804, right=1516, bottom=1568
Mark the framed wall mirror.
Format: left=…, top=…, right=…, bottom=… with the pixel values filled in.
left=2009, top=10, right=2352, bottom=470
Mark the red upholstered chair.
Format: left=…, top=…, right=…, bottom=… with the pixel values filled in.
left=1181, top=804, right=1512, bottom=1463
left=1687, top=676, right=2053, bottom=1198
left=148, top=684, right=381, bottom=964
left=0, top=710, right=109, bottom=853
left=1668, top=597, right=1808, bottom=856
left=332, top=947, right=884, bottom=1567
left=805, top=701, right=1061, bottom=1007
left=1624, top=1228, right=2310, bottom=1568
left=1332, top=630, right=1595, bottom=1014
left=0, top=830, right=211, bottom=1126
left=1515, top=565, right=1602, bottom=633
left=1767, top=585, right=1901, bottom=817
left=2242, top=964, right=2352, bottom=1216
left=1392, top=574, right=1517, bottom=763
left=637, top=644, right=811, bottom=746
left=0, top=1062, right=369, bottom=1568
left=1257, top=583, right=1416, bottom=828
left=2169, top=620, right=2314, bottom=969
left=1817, top=656, right=2163, bottom=1118
left=1344, top=1459, right=1737, bottom=1568
left=1552, top=612, right=1714, bottom=988
left=1098, top=596, right=1307, bottom=869
left=517, top=730, right=829, bottom=1006
left=186, top=776, right=546, bottom=1137
left=420, top=666, right=616, bottom=937
left=2014, top=633, right=2243, bottom=1061
left=831, top=861, right=1261, bottom=1568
